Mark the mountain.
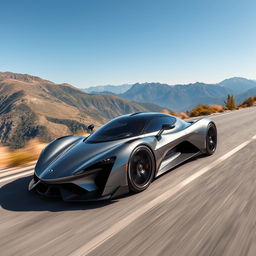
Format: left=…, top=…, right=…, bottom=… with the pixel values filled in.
left=117, top=82, right=231, bottom=112
left=236, top=87, right=256, bottom=104
left=0, top=72, right=162, bottom=148
left=219, top=77, right=256, bottom=94
left=84, top=84, right=132, bottom=94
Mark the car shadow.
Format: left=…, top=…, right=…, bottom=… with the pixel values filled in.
left=1, top=155, right=205, bottom=212
left=0, top=176, right=118, bottom=212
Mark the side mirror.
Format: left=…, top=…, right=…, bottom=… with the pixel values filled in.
left=156, top=123, right=175, bottom=138
left=87, top=124, right=94, bottom=134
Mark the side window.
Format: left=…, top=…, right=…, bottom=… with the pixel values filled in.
left=145, top=116, right=176, bottom=133
left=164, top=116, right=176, bottom=125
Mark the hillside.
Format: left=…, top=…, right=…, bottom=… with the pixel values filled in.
left=0, top=72, right=162, bottom=148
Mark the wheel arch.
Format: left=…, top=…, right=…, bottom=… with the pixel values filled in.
left=184, top=118, right=216, bottom=154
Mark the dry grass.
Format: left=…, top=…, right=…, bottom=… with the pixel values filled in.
left=0, top=133, right=91, bottom=169
left=176, top=112, right=190, bottom=119
left=161, top=109, right=172, bottom=114
left=0, top=139, right=46, bottom=169
left=189, top=104, right=224, bottom=117
left=211, top=104, right=225, bottom=112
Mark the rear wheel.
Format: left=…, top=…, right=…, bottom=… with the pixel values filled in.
left=128, top=146, right=155, bottom=193
left=205, top=122, right=217, bottom=155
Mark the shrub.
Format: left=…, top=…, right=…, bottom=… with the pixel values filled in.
left=177, top=112, right=189, bottom=119
left=239, top=96, right=256, bottom=108
left=224, top=94, right=236, bottom=110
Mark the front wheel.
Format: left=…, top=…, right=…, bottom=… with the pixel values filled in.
left=205, top=122, right=217, bottom=155
left=128, top=146, right=155, bottom=193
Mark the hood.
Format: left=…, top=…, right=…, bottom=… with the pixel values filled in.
left=36, top=138, right=124, bottom=180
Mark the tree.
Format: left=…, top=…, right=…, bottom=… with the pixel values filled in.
left=224, top=94, right=236, bottom=110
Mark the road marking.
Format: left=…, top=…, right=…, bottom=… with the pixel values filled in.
left=0, top=170, right=33, bottom=184
left=71, top=134, right=256, bottom=256
left=0, top=161, right=36, bottom=174
left=0, top=167, right=34, bottom=178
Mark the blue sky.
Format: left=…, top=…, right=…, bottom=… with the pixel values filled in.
left=0, top=0, right=255, bottom=87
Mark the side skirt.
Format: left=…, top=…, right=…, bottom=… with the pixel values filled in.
left=156, top=151, right=201, bottom=177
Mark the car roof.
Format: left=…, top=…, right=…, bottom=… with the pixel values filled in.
left=129, top=112, right=174, bottom=118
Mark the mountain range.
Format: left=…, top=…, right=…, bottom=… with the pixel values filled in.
left=0, top=72, right=162, bottom=148
left=84, top=78, right=256, bottom=111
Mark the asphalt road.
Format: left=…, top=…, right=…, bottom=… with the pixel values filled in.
left=1, top=107, right=256, bottom=256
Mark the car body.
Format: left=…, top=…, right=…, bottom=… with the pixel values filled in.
left=29, top=112, right=217, bottom=201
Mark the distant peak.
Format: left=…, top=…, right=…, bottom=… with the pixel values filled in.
left=219, top=77, right=252, bottom=84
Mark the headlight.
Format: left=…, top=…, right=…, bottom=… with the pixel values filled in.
left=73, top=157, right=116, bottom=176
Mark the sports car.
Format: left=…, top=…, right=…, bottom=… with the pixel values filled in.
left=29, top=112, right=217, bottom=201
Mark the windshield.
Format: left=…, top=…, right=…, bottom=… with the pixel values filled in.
left=86, top=116, right=149, bottom=143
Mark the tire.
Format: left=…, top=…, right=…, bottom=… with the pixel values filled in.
left=128, top=145, right=155, bottom=193
left=205, top=122, right=217, bottom=156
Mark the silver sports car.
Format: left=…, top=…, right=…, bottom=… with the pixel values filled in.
left=29, top=112, right=217, bottom=201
